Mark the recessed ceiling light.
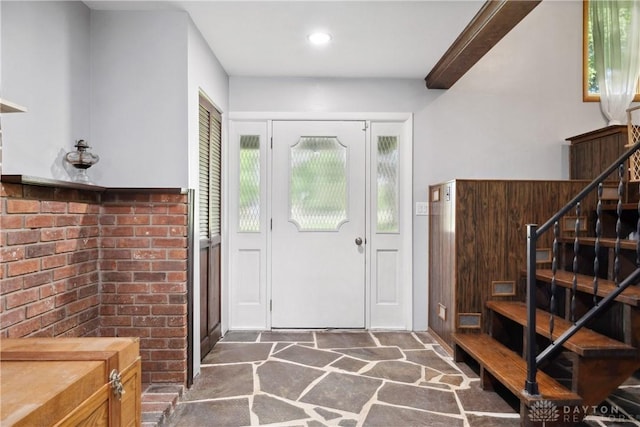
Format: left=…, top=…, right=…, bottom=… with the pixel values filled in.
left=308, top=32, right=332, bottom=45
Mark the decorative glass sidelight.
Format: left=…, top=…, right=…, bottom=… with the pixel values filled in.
left=238, top=135, right=261, bottom=232
left=289, top=137, right=347, bottom=231
left=377, top=136, right=399, bottom=232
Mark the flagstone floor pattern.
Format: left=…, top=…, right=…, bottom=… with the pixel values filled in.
left=164, top=331, right=640, bottom=426
left=165, top=331, right=522, bottom=426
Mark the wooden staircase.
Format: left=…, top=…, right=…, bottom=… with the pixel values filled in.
left=454, top=281, right=640, bottom=424
left=453, top=333, right=582, bottom=410
left=451, top=190, right=640, bottom=423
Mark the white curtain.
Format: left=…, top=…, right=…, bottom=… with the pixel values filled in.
left=590, top=0, right=640, bottom=125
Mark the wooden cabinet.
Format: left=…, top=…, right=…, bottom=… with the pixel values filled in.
left=428, top=179, right=591, bottom=352
left=0, top=337, right=141, bottom=427
left=567, top=125, right=628, bottom=182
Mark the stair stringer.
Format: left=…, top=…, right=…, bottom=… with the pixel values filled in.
left=569, top=354, right=640, bottom=406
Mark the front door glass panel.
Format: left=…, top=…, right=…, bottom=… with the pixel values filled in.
left=289, top=136, right=348, bottom=231
left=238, top=135, right=261, bottom=232
left=377, top=135, right=399, bottom=233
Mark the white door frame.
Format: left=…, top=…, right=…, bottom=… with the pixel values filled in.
left=226, top=112, right=413, bottom=331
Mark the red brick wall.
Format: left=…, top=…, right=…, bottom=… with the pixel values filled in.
left=1, top=183, right=101, bottom=338
left=0, top=182, right=189, bottom=385
left=100, top=191, right=188, bottom=384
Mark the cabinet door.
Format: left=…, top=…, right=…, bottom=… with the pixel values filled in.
left=57, top=359, right=140, bottom=427
left=600, top=133, right=627, bottom=181
left=428, top=183, right=455, bottom=349
left=442, top=183, right=455, bottom=346
left=428, top=186, right=442, bottom=337
left=57, top=384, right=110, bottom=427
left=199, top=97, right=223, bottom=359
left=119, top=359, right=142, bottom=427
left=570, top=143, right=589, bottom=180
left=569, top=127, right=629, bottom=181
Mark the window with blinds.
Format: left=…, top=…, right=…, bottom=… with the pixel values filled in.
left=198, top=95, right=222, bottom=240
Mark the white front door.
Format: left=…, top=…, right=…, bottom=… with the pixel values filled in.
left=271, top=120, right=366, bottom=328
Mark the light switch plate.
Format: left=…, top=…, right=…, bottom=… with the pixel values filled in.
left=438, top=303, right=446, bottom=321
left=415, top=202, right=428, bottom=216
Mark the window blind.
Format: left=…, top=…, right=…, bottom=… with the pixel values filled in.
left=198, top=96, right=222, bottom=240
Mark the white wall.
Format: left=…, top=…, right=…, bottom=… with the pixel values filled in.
left=1, top=1, right=91, bottom=179
left=1, top=4, right=201, bottom=188
left=1, top=2, right=230, bottom=382
left=90, top=10, right=189, bottom=187
left=229, top=0, right=609, bottom=330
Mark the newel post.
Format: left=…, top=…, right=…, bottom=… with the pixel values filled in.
left=524, top=224, right=540, bottom=396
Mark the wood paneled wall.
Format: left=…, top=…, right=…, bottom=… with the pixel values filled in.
left=429, top=179, right=592, bottom=351
left=567, top=125, right=628, bottom=182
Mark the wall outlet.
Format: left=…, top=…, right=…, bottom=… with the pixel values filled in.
left=415, top=202, right=428, bottom=216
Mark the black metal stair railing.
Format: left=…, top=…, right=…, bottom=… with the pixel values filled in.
left=524, top=112, right=640, bottom=397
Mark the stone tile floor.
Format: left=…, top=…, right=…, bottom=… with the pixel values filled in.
left=163, top=331, right=640, bottom=426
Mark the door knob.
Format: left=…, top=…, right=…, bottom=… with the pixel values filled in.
left=355, top=237, right=363, bottom=246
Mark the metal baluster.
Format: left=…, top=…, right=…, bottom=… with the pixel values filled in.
left=615, top=164, right=625, bottom=286
left=593, top=184, right=602, bottom=306
left=533, top=133, right=640, bottom=369
left=549, top=221, right=559, bottom=337
left=571, top=202, right=581, bottom=323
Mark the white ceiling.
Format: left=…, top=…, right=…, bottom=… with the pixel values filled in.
left=84, top=1, right=485, bottom=79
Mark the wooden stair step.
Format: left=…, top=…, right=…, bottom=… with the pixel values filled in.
left=558, top=236, right=638, bottom=251
left=600, top=203, right=640, bottom=211
left=452, top=333, right=581, bottom=407
left=487, top=301, right=637, bottom=358
left=534, top=269, right=640, bottom=307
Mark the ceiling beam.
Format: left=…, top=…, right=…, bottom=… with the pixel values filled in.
left=425, top=0, right=542, bottom=89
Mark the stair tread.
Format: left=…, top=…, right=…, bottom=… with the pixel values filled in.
left=487, top=301, right=637, bottom=357
left=557, top=236, right=638, bottom=250
left=453, top=333, right=581, bottom=406
left=600, top=203, right=640, bottom=211
left=534, top=269, right=640, bottom=307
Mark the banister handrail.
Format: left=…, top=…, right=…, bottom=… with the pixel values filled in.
left=525, top=106, right=640, bottom=397
left=535, top=267, right=640, bottom=364
left=536, top=138, right=640, bottom=237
